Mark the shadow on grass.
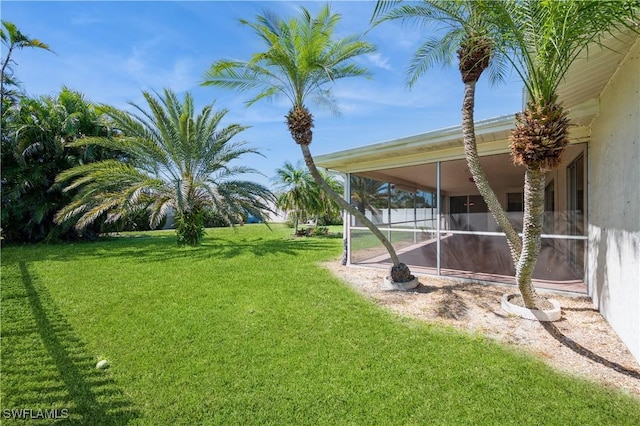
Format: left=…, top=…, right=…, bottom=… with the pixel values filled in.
left=1, top=261, right=140, bottom=424
left=2, top=233, right=340, bottom=266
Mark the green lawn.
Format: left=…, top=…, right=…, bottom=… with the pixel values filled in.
left=2, top=224, right=639, bottom=425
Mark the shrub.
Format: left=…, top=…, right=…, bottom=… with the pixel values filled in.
left=175, top=210, right=205, bottom=246
left=294, top=226, right=329, bottom=237
left=312, top=226, right=329, bottom=236
left=285, top=212, right=299, bottom=228
left=317, top=213, right=343, bottom=226
left=101, top=208, right=166, bottom=233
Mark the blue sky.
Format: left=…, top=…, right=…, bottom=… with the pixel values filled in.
left=3, top=0, right=525, bottom=188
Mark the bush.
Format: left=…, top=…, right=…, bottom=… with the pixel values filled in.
left=294, top=228, right=309, bottom=237
left=294, top=226, right=329, bottom=237
left=317, top=213, right=343, bottom=226
left=202, top=208, right=244, bottom=228
left=175, top=210, right=205, bottom=246
left=312, top=226, right=329, bottom=236
left=285, top=212, right=299, bottom=228
left=203, top=209, right=230, bottom=228
left=101, top=208, right=166, bottom=233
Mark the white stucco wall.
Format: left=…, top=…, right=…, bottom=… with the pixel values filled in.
left=588, top=38, right=640, bottom=362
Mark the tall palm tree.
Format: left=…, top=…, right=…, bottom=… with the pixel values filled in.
left=273, top=161, right=318, bottom=234
left=1, top=20, right=52, bottom=111
left=202, top=5, right=414, bottom=282
left=372, top=0, right=523, bottom=267
left=55, top=89, right=274, bottom=246
left=493, top=0, right=640, bottom=308
left=374, top=0, right=639, bottom=308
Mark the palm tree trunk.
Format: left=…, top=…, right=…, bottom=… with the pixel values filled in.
left=0, top=45, right=15, bottom=111
left=461, top=80, right=522, bottom=265
left=516, top=168, right=545, bottom=308
left=299, top=144, right=403, bottom=269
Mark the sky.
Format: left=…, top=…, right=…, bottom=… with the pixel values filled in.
left=3, top=0, right=525, bottom=188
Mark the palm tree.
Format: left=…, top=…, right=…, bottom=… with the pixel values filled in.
left=314, top=168, right=343, bottom=226
left=372, top=0, right=523, bottom=266
left=202, top=5, right=414, bottom=282
left=1, top=88, right=113, bottom=242
left=374, top=0, right=639, bottom=308
left=55, top=89, right=274, bottom=246
left=350, top=176, right=387, bottom=218
left=273, top=161, right=317, bottom=234
left=493, top=0, right=640, bottom=308
left=1, top=20, right=52, bottom=111
left=273, top=162, right=342, bottom=233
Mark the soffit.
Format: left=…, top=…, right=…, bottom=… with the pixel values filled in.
left=316, top=109, right=593, bottom=174
left=315, top=115, right=515, bottom=173
left=557, top=30, right=639, bottom=110
left=316, top=31, right=638, bottom=175
left=355, top=144, right=587, bottom=195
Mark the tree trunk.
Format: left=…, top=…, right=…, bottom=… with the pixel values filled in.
left=461, top=80, right=522, bottom=265
left=299, top=144, right=412, bottom=282
left=0, top=45, right=15, bottom=113
left=515, top=168, right=545, bottom=308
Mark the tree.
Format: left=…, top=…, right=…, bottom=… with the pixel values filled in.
left=1, top=20, right=52, bottom=114
left=273, top=162, right=342, bottom=233
left=202, top=5, right=414, bottom=282
left=350, top=176, right=387, bottom=217
left=372, top=0, right=523, bottom=283
left=314, top=168, right=343, bottom=226
left=1, top=88, right=113, bottom=242
left=273, top=161, right=317, bottom=234
left=55, top=89, right=274, bottom=246
left=494, top=0, right=640, bottom=308
left=373, top=0, right=639, bottom=308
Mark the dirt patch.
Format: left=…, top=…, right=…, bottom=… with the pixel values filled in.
left=323, top=261, right=640, bottom=399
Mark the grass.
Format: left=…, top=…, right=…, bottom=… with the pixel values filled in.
left=2, top=224, right=639, bottom=425
left=350, top=228, right=420, bottom=262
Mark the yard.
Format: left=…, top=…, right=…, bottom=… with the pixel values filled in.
left=2, top=225, right=639, bottom=425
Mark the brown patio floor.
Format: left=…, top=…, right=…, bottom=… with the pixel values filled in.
left=354, top=233, right=587, bottom=294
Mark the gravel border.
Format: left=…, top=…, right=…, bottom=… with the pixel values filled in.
left=323, top=261, right=640, bottom=400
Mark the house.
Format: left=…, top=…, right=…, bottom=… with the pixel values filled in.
left=316, top=33, right=640, bottom=362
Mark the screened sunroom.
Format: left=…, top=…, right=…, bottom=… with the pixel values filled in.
left=317, top=114, right=591, bottom=294
left=318, top=30, right=640, bottom=364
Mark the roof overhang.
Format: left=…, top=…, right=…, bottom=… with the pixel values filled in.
left=316, top=102, right=595, bottom=174
left=316, top=31, right=638, bottom=175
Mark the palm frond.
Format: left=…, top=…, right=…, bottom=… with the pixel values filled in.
left=495, top=0, right=640, bottom=102
left=202, top=5, right=375, bottom=113
left=373, top=1, right=512, bottom=88
left=408, top=33, right=461, bottom=87
left=56, top=89, right=272, bottom=236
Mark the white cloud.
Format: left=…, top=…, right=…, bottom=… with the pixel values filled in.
left=123, top=48, right=146, bottom=78
left=333, top=77, right=459, bottom=112
left=366, top=53, right=393, bottom=71
left=70, top=14, right=105, bottom=26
